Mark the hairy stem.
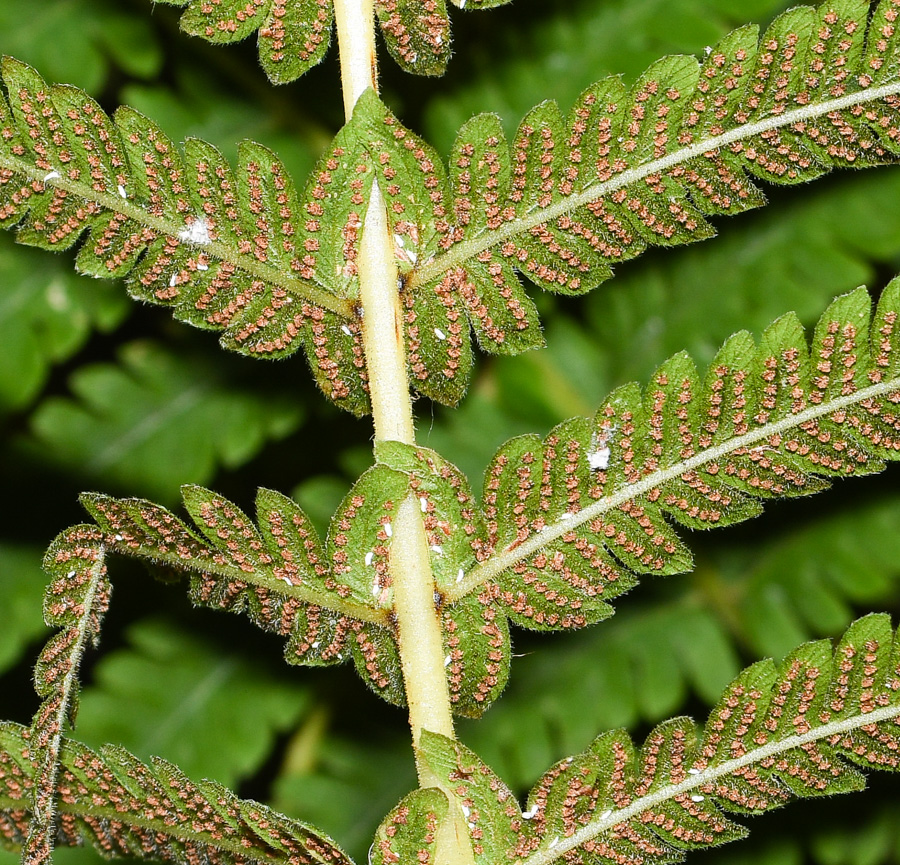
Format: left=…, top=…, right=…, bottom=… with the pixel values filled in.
left=331, top=2, right=465, bottom=842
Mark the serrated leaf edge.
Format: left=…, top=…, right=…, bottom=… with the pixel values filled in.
left=409, top=81, right=900, bottom=290
left=450, top=371, right=900, bottom=602
left=0, top=145, right=352, bottom=319
left=521, top=699, right=900, bottom=865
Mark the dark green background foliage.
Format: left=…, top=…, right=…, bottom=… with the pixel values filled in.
left=1, top=0, right=899, bottom=863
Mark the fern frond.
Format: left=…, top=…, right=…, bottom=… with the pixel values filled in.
left=419, top=614, right=900, bottom=865
left=350, top=0, right=900, bottom=403
left=80, top=483, right=386, bottom=637
left=0, top=57, right=378, bottom=414
left=23, top=527, right=110, bottom=865
left=0, top=722, right=353, bottom=865
left=157, top=0, right=455, bottom=79
left=69, top=465, right=511, bottom=715
left=429, top=282, right=900, bottom=630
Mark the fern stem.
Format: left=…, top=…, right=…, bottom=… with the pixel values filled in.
left=332, top=0, right=461, bottom=812
left=450, top=375, right=900, bottom=602
left=390, top=497, right=455, bottom=749
left=521, top=700, right=900, bottom=865
left=408, top=80, right=900, bottom=290
left=0, top=154, right=354, bottom=318
left=333, top=0, right=378, bottom=119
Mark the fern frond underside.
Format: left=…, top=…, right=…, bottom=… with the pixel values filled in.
left=0, top=56, right=376, bottom=414
left=3, top=0, right=900, bottom=414
left=416, top=614, right=900, bottom=865
left=23, top=530, right=109, bottom=865
left=59, top=282, right=900, bottom=718
left=380, top=280, right=900, bottom=645
left=0, top=722, right=353, bottom=865
left=354, top=0, right=900, bottom=404
left=155, top=0, right=512, bottom=81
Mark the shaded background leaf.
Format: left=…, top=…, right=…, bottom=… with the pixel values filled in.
left=75, top=618, right=311, bottom=787
left=0, top=0, right=163, bottom=92
left=0, top=235, right=129, bottom=411
left=0, top=544, right=49, bottom=675
left=20, top=341, right=303, bottom=504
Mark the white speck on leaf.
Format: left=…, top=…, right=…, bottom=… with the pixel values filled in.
left=117, top=184, right=127, bottom=199
left=43, top=170, right=61, bottom=182
left=434, top=327, right=447, bottom=340
left=341, top=324, right=353, bottom=336
left=177, top=217, right=212, bottom=246
left=384, top=522, right=392, bottom=537
left=364, top=551, right=375, bottom=566
left=588, top=445, right=611, bottom=471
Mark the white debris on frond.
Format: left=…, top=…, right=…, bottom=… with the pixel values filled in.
left=587, top=445, right=610, bottom=471
left=177, top=217, right=212, bottom=246
left=588, top=427, right=616, bottom=472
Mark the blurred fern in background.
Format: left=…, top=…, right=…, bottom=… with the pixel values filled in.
left=1, top=0, right=899, bottom=863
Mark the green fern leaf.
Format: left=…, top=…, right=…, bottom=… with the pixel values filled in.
left=0, top=57, right=376, bottom=414
left=375, top=441, right=511, bottom=716
left=23, top=527, right=110, bottom=865
left=70, top=473, right=437, bottom=707
left=419, top=614, right=900, bottom=865
left=369, top=787, right=448, bottom=865
left=375, top=0, right=451, bottom=76
left=0, top=722, right=353, bottom=865
left=417, top=732, right=524, bottom=865
left=70, top=457, right=512, bottom=714
left=78, top=486, right=381, bottom=664
left=161, top=0, right=457, bottom=80
left=440, top=281, right=900, bottom=634
left=355, top=0, right=900, bottom=402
